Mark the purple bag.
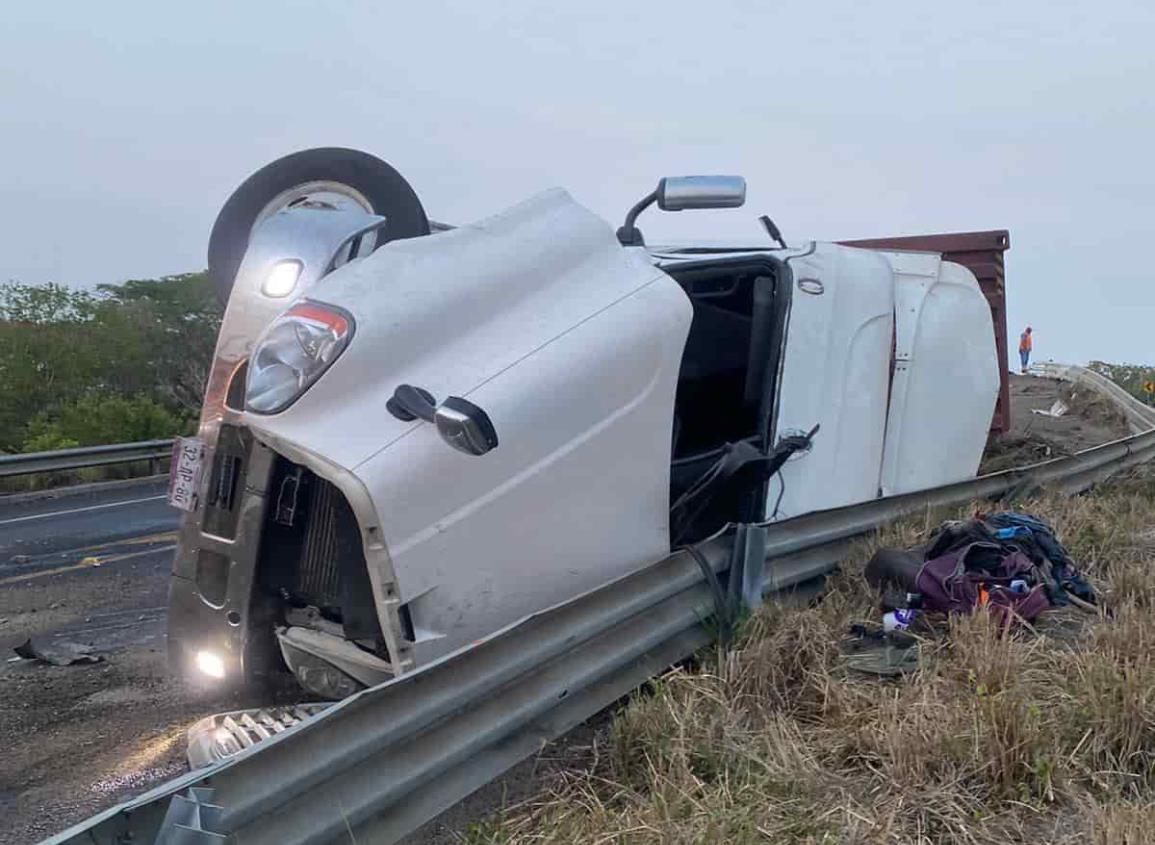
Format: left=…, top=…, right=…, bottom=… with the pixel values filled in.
left=915, top=541, right=1051, bottom=623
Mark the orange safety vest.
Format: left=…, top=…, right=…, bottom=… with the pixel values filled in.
left=1019, top=331, right=1032, bottom=353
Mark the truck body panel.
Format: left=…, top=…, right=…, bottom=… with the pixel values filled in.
left=878, top=250, right=1000, bottom=495
left=838, top=230, right=1011, bottom=432
left=768, top=244, right=895, bottom=519
left=249, top=189, right=692, bottom=663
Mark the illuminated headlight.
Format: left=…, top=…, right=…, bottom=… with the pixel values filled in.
left=262, top=259, right=302, bottom=298
left=246, top=301, right=354, bottom=414
left=195, top=649, right=227, bottom=680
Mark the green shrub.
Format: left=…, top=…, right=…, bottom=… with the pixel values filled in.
left=21, top=394, right=189, bottom=450
left=19, top=431, right=80, bottom=453
left=0, top=273, right=220, bottom=450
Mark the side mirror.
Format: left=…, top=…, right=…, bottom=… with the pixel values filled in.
left=656, top=176, right=747, bottom=211
left=435, top=397, right=499, bottom=456
left=617, top=175, right=747, bottom=246
left=387, top=385, right=499, bottom=456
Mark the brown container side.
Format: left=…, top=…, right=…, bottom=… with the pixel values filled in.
left=836, top=230, right=1012, bottom=434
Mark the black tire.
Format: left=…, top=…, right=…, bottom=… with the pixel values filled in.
left=207, top=147, right=430, bottom=304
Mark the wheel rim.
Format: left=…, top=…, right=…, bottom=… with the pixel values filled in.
left=251, top=180, right=377, bottom=235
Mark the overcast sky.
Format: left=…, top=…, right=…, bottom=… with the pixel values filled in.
left=2, top=1, right=1152, bottom=365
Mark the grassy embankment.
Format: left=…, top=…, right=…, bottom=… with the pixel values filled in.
left=473, top=475, right=1155, bottom=845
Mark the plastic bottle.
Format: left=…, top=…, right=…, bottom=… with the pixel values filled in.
left=882, top=609, right=918, bottom=632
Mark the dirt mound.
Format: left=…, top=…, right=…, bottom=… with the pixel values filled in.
left=980, top=374, right=1132, bottom=474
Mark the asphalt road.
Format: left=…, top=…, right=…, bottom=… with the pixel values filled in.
left=0, top=477, right=178, bottom=576
left=0, top=479, right=268, bottom=845
left=0, top=477, right=179, bottom=661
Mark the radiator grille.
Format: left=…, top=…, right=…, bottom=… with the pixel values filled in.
left=296, top=478, right=343, bottom=608
left=257, top=460, right=381, bottom=643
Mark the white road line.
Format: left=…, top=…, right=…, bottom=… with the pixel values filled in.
left=0, top=495, right=168, bottom=526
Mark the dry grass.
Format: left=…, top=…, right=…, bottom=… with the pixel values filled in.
left=468, top=473, right=1155, bottom=844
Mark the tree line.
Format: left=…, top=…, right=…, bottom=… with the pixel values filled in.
left=3, top=276, right=1152, bottom=457
left=0, top=273, right=221, bottom=453
left=1087, top=361, right=1155, bottom=406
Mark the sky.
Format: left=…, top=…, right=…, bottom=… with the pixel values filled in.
left=1, top=1, right=1153, bottom=365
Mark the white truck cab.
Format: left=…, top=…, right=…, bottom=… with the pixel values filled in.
left=168, top=149, right=999, bottom=698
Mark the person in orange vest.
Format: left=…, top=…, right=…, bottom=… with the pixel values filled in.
left=1019, top=326, right=1033, bottom=374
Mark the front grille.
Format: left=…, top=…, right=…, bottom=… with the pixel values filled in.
left=296, top=478, right=342, bottom=608
left=202, top=424, right=250, bottom=539
left=256, top=458, right=383, bottom=645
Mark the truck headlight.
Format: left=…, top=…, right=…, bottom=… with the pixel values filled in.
left=246, top=301, right=354, bottom=414
left=262, top=259, right=303, bottom=298
left=194, top=649, right=227, bottom=680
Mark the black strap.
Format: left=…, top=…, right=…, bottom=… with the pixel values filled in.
left=677, top=543, right=735, bottom=645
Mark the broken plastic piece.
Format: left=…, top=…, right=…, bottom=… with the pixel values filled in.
left=1030, top=399, right=1069, bottom=418
left=13, top=637, right=104, bottom=666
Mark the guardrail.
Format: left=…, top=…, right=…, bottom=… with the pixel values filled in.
left=1032, top=362, right=1155, bottom=433
left=42, top=413, right=1155, bottom=845
left=0, top=439, right=174, bottom=479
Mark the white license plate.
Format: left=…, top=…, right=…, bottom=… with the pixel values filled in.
left=168, top=437, right=206, bottom=512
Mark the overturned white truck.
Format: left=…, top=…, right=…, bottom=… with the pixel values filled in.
left=168, top=148, right=1001, bottom=698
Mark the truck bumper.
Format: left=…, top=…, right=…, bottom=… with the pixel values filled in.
left=167, top=426, right=281, bottom=689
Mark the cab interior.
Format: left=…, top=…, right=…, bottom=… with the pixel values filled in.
left=664, top=257, right=790, bottom=543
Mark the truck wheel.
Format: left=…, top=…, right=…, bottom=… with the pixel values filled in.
left=207, top=147, right=430, bottom=304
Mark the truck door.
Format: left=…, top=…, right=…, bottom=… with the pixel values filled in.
left=246, top=189, right=692, bottom=665
left=769, top=243, right=895, bottom=520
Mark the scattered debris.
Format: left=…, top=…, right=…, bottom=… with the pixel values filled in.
left=14, top=637, right=105, bottom=666
left=866, top=511, right=1093, bottom=631
left=1031, top=398, right=1070, bottom=418
left=980, top=375, right=1132, bottom=474
left=841, top=624, right=921, bottom=676
left=882, top=607, right=918, bottom=632
left=91, top=762, right=188, bottom=797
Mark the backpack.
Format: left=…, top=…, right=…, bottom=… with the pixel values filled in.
left=915, top=541, right=1051, bottom=623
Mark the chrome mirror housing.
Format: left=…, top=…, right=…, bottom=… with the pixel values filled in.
left=655, top=175, right=746, bottom=211
left=617, top=175, right=747, bottom=246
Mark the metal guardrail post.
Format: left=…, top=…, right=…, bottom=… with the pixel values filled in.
left=1031, top=363, right=1155, bottom=434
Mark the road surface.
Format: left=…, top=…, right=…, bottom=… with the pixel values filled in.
left=0, top=480, right=282, bottom=845
left=2, top=381, right=1133, bottom=844
left=1, top=477, right=177, bottom=589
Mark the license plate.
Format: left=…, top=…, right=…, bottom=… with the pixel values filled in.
left=168, top=437, right=206, bottom=512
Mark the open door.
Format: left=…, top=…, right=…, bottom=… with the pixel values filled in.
left=245, top=189, right=692, bottom=665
